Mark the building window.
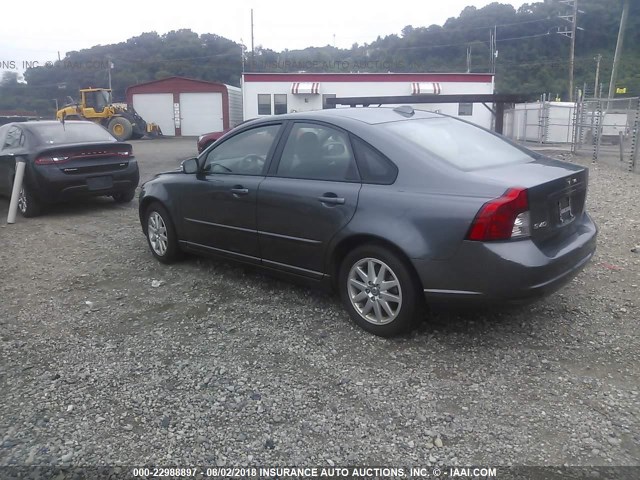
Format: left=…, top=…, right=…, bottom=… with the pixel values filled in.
left=274, top=94, right=287, bottom=115
left=458, top=103, right=473, bottom=116
left=323, top=94, right=336, bottom=109
left=258, top=94, right=272, bottom=115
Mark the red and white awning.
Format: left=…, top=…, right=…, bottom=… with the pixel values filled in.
left=291, top=82, right=320, bottom=94
left=411, top=82, right=442, bottom=95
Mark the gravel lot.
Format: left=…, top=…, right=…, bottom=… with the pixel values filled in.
left=0, top=138, right=639, bottom=471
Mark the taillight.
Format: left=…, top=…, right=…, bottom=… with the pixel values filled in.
left=467, top=187, right=531, bottom=241
left=35, top=146, right=131, bottom=165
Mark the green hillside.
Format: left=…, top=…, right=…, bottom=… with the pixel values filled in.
left=1, top=0, right=637, bottom=116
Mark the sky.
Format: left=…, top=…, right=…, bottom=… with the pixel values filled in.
left=1, top=0, right=529, bottom=74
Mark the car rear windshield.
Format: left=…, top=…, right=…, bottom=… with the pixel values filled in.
left=31, top=122, right=116, bottom=145
left=382, top=117, right=535, bottom=170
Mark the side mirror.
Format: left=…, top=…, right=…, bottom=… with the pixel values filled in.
left=181, top=157, right=199, bottom=174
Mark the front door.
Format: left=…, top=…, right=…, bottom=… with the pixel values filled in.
left=180, top=123, right=283, bottom=262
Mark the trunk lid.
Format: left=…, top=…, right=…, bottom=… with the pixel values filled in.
left=34, top=142, right=133, bottom=174
left=470, top=157, right=588, bottom=243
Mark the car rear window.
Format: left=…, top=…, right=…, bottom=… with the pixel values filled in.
left=31, top=122, right=116, bottom=145
left=382, top=117, right=535, bottom=170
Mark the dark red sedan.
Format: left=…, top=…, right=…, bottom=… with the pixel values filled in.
left=197, top=129, right=230, bottom=153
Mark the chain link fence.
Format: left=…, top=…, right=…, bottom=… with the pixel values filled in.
left=504, top=97, right=640, bottom=173
left=573, top=97, right=639, bottom=173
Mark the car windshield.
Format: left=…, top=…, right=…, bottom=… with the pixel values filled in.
left=382, top=117, right=535, bottom=170
left=31, top=122, right=116, bottom=145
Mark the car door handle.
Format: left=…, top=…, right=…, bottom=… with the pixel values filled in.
left=230, top=186, right=249, bottom=196
left=317, top=194, right=345, bottom=205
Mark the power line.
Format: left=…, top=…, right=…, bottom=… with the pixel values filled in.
left=395, top=31, right=553, bottom=52
left=497, top=55, right=609, bottom=68
left=496, top=32, right=553, bottom=43
left=406, top=16, right=555, bottom=35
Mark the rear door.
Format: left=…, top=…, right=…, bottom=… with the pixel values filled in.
left=257, top=122, right=362, bottom=279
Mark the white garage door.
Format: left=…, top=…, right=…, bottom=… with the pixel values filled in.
left=132, top=93, right=175, bottom=136
left=179, top=92, right=223, bottom=136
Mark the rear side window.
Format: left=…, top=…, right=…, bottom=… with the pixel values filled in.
left=0, top=125, right=8, bottom=145
left=3, top=126, right=25, bottom=149
left=382, top=117, right=534, bottom=170
left=351, top=137, right=398, bottom=184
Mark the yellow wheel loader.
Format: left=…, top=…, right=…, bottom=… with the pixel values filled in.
left=56, top=88, right=161, bottom=141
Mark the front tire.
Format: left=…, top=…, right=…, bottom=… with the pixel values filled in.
left=108, top=117, right=133, bottom=141
left=144, top=203, right=180, bottom=264
left=112, top=188, right=136, bottom=203
left=17, top=184, right=42, bottom=218
left=339, top=244, right=421, bottom=337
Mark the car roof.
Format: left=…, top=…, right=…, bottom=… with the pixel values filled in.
left=6, top=120, right=94, bottom=131
left=20, top=120, right=92, bottom=126
left=250, top=106, right=443, bottom=126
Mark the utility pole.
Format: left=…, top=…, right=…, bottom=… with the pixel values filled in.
left=489, top=27, right=497, bottom=74
left=240, top=41, right=246, bottom=73
left=608, top=0, right=629, bottom=99
left=489, top=29, right=493, bottom=73
left=569, top=0, right=578, bottom=101
left=250, top=9, right=255, bottom=72
left=466, top=46, right=471, bottom=73
left=558, top=0, right=583, bottom=101
left=594, top=54, right=602, bottom=98
left=107, top=55, right=113, bottom=92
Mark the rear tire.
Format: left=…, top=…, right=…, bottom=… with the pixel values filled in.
left=17, top=184, right=42, bottom=218
left=112, top=189, right=136, bottom=203
left=339, top=244, right=421, bottom=337
left=144, top=202, right=181, bottom=264
left=108, top=117, right=133, bottom=141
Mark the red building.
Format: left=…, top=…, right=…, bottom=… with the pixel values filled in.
left=126, top=77, right=242, bottom=136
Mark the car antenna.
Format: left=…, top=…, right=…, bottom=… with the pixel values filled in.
left=393, top=105, right=415, bottom=117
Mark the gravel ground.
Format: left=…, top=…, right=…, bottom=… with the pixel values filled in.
left=0, top=139, right=639, bottom=470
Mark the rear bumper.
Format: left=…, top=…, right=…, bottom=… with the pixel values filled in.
left=414, top=213, right=597, bottom=305
left=27, top=160, right=139, bottom=203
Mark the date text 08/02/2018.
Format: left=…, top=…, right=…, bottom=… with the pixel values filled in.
left=132, top=467, right=407, bottom=478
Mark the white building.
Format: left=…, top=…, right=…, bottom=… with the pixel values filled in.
left=241, top=72, right=495, bottom=129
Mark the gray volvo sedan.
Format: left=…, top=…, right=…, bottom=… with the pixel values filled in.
left=138, top=107, right=597, bottom=337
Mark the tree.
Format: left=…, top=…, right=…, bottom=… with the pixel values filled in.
left=1, top=71, right=19, bottom=86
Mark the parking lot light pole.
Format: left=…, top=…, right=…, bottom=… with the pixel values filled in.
left=7, top=158, right=26, bottom=224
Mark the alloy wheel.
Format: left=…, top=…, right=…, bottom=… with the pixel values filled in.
left=147, top=211, right=168, bottom=256
left=347, top=257, right=403, bottom=325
